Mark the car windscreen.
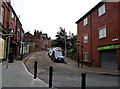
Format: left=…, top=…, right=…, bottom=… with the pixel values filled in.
left=55, top=51, right=62, bottom=56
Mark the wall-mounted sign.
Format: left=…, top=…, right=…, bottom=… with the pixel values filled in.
left=9, top=24, right=15, bottom=30
left=112, top=38, right=119, bottom=41
left=100, top=45, right=115, bottom=50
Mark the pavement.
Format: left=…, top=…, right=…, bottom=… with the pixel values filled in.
left=65, top=57, right=120, bottom=76
left=0, top=62, right=2, bottom=89
left=2, top=53, right=49, bottom=88
left=1, top=51, right=120, bottom=88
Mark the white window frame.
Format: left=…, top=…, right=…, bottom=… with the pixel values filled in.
left=98, top=4, right=105, bottom=17
left=84, top=52, right=88, bottom=61
left=83, top=34, right=88, bottom=43
left=12, top=13, right=14, bottom=19
left=83, top=17, right=88, bottom=26
left=99, top=26, right=106, bottom=39
left=1, top=6, right=5, bottom=24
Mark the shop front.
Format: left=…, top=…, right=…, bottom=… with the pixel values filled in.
left=98, top=44, right=120, bottom=69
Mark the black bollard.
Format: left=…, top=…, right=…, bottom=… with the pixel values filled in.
left=34, top=60, right=37, bottom=79
left=81, top=72, right=86, bottom=89
left=49, top=65, right=53, bottom=88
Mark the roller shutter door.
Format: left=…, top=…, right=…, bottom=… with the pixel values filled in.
left=100, top=50, right=117, bottom=69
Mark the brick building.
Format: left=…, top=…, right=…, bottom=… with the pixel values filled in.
left=76, top=1, right=120, bottom=69
left=24, top=30, right=51, bottom=52
left=0, top=1, right=24, bottom=60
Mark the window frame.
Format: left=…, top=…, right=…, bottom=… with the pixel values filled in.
left=98, top=26, right=107, bottom=39
left=83, top=34, right=88, bottom=43
left=12, top=12, right=15, bottom=20
left=83, top=52, right=88, bottom=61
left=98, top=4, right=105, bottom=17
left=83, top=17, right=88, bottom=26
left=1, top=6, right=5, bottom=24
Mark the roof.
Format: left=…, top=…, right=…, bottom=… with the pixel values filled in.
left=75, top=1, right=104, bottom=24
left=24, top=32, right=33, bottom=36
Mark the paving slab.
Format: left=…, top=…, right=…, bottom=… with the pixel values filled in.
left=65, top=57, right=120, bottom=76
left=2, top=61, right=48, bottom=87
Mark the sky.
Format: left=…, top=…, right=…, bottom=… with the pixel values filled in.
left=11, top=0, right=101, bottom=39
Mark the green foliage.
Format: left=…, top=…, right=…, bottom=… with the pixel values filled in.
left=67, top=35, right=77, bottom=60
left=52, top=28, right=77, bottom=60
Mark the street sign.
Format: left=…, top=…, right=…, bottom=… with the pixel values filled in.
left=77, top=40, right=80, bottom=46
left=9, top=24, right=15, bottom=29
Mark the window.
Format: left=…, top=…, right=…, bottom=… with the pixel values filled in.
left=84, top=52, right=88, bottom=61
left=83, top=34, right=88, bottom=43
left=17, top=31, right=19, bottom=40
left=1, top=6, right=5, bottom=24
left=99, top=27, right=106, bottom=39
left=98, top=4, right=105, bottom=17
left=83, top=17, right=88, bottom=26
left=12, top=12, right=15, bottom=20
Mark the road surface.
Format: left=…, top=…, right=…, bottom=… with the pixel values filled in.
left=24, top=51, right=119, bottom=88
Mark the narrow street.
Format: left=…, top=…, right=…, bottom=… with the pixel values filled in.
left=24, top=51, right=119, bottom=88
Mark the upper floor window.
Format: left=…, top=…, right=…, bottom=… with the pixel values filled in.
left=98, top=4, right=105, bottom=17
left=99, top=26, right=106, bottom=39
left=17, top=31, right=20, bottom=40
left=1, top=6, right=5, bottom=24
left=12, top=12, right=15, bottom=20
left=83, top=34, right=88, bottom=43
left=83, top=17, right=88, bottom=26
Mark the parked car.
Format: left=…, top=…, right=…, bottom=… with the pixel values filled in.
left=46, top=48, right=50, bottom=51
left=51, top=50, right=64, bottom=62
left=48, top=48, right=53, bottom=58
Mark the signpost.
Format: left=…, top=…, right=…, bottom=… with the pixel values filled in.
left=77, top=40, right=80, bottom=67
left=5, top=29, right=14, bottom=69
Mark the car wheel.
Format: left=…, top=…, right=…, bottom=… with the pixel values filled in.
left=62, top=60, right=64, bottom=63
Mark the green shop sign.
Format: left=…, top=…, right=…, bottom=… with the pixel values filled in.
left=100, top=45, right=115, bottom=50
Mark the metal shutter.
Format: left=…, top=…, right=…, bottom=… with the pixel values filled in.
left=100, top=50, right=117, bottom=69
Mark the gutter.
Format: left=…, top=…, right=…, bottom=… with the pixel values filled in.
left=90, top=13, right=93, bottom=65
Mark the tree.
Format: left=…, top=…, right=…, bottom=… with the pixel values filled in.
left=52, top=28, right=77, bottom=59
left=55, top=28, right=67, bottom=51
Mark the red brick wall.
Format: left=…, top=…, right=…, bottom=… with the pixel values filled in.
left=2, top=2, right=9, bottom=29
left=9, top=8, right=16, bottom=31
left=91, top=2, right=119, bottom=66
left=118, top=3, right=120, bottom=69
left=77, top=15, right=92, bottom=62
left=77, top=2, right=120, bottom=68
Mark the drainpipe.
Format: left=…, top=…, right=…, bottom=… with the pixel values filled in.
left=90, top=13, right=92, bottom=65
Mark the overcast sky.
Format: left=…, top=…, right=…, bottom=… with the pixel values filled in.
left=11, top=0, right=101, bottom=39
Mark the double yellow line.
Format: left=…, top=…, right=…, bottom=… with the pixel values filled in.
left=0, top=26, right=8, bottom=39
left=0, top=26, right=8, bottom=33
